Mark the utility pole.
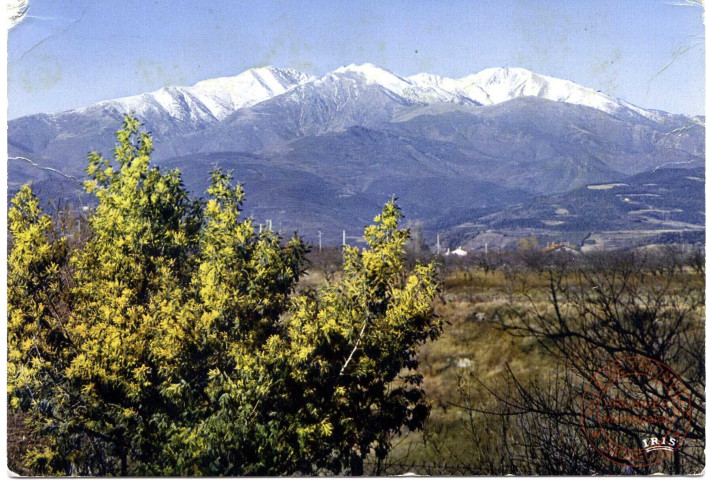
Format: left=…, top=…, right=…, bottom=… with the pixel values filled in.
left=318, top=230, right=322, bottom=252
left=259, top=223, right=262, bottom=233
left=342, top=230, right=346, bottom=247
left=485, top=242, right=488, bottom=256
left=436, top=233, right=441, bottom=255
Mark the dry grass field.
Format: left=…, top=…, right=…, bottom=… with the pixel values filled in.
left=341, top=247, right=704, bottom=475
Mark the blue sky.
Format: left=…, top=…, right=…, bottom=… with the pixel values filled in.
left=8, top=0, right=705, bottom=118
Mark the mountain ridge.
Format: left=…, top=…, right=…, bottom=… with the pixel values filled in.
left=13, top=64, right=701, bottom=124
left=9, top=63, right=704, bottom=249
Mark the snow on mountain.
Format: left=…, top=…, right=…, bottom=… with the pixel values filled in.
left=331, top=63, right=479, bottom=106
left=79, top=66, right=315, bottom=127
left=325, top=64, right=666, bottom=123
left=332, top=64, right=411, bottom=93
left=11, top=62, right=691, bottom=168
left=188, top=67, right=315, bottom=118
left=408, top=67, right=662, bottom=122
left=51, top=64, right=673, bottom=130
left=462, top=67, right=661, bottom=120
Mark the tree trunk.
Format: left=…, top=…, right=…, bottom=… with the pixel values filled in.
left=120, top=449, right=128, bottom=476
left=350, top=451, right=364, bottom=476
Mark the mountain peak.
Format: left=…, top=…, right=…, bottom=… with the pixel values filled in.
left=192, top=66, right=313, bottom=94
left=333, top=63, right=395, bottom=75
left=456, top=66, right=635, bottom=115
left=472, top=66, right=534, bottom=79
left=332, top=63, right=410, bottom=89
left=92, top=66, right=315, bottom=124
left=406, top=72, right=446, bottom=87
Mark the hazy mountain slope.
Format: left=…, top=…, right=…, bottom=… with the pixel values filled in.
left=387, top=98, right=702, bottom=180
left=485, top=167, right=705, bottom=230
left=258, top=119, right=620, bottom=196
left=439, top=167, right=705, bottom=250
left=180, top=72, right=416, bottom=155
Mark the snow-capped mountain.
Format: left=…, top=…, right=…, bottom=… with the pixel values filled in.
left=405, top=65, right=666, bottom=123
left=451, top=67, right=659, bottom=121
left=329, top=64, right=478, bottom=106
left=9, top=63, right=704, bottom=249
left=313, top=63, right=667, bottom=123
left=15, top=63, right=682, bottom=134
left=9, top=62, right=702, bottom=174
left=76, top=66, right=315, bottom=129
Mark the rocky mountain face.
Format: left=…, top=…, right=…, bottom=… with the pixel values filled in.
left=8, top=64, right=704, bottom=249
